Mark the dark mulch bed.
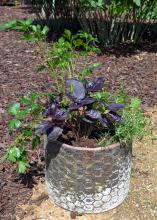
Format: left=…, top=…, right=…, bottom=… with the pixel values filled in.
left=0, top=6, right=157, bottom=220
left=0, top=6, right=51, bottom=220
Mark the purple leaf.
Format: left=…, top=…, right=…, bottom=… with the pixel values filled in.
left=86, top=77, right=105, bottom=92
left=54, top=109, right=68, bottom=121
left=69, top=103, right=80, bottom=111
left=108, top=111, right=122, bottom=122
left=77, top=97, right=96, bottom=105
left=86, top=109, right=102, bottom=120
left=55, top=95, right=62, bottom=106
left=67, top=79, right=85, bottom=101
left=44, top=103, right=68, bottom=121
left=83, top=117, right=94, bottom=123
left=85, top=110, right=111, bottom=127
left=69, top=98, right=95, bottom=111
left=44, top=103, right=57, bottom=116
left=99, top=117, right=110, bottom=127
left=47, top=126, right=63, bottom=141
left=108, top=103, right=124, bottom=111
left=35, top=121, right=53, bottom=134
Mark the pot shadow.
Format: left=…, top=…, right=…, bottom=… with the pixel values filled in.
left=45, top=141, right=62, bottom=170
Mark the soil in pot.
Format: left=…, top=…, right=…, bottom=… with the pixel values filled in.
left=57, top=125, right=115, bottom=149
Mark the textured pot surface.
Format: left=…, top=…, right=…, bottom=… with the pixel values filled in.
left=45, top=140, right=132, bottom=213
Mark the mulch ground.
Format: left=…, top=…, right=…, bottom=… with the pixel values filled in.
left=0, top=6, right=51, bottom=220
left=0, top=6, right=157, bottom=220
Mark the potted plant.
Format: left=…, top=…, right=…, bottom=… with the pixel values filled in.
left=38, top=78, right=147, bottom=213
left=1, top=20, right=148, bottom=214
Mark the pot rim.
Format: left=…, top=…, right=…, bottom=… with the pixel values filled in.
left=44, top=136, right=130, bottom=152
left=60, top=141, right=122, bottom=152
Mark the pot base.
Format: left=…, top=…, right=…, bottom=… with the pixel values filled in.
left=45, top=141, right=132, bottom=213
left=46, top=176, right=130, bottom=213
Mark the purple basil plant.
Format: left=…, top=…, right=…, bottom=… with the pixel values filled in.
left=36, top=77, right=124, bottom=143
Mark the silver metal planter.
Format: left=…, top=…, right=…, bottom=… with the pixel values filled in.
left=45, top=139, right=132, bottom=213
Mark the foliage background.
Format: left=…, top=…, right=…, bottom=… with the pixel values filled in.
left=30, top=0, right=157, bottom=45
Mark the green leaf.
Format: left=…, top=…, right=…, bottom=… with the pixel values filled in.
left=31, top=25, right=37, bottom=32
left=32, top=136, right=41, bottom=149
left=73, top=39, right=84, bottom=47
left=23, top=128, right=33, bottom=137
left=31, top=105, right=42, bottom=116
left=130, top=98, right=141, bottom=109
left=88, top=62, right=101, bottom=70
left=98, top=0, right=104, bottom=8
left=64, top=29, right=71, bottom=40
left=13, top=25, right=26, bottom=31
left=0, top=19, right=17, bottom=30
left=19, top=96, right=30, bottom=105
left=80, top=69, right=92, bottom=77
left=133, top=0, right=141, bottom=7
left=36, top=24, right=41, bottom=33
left=29, top=93, right=38, bottom=102
left=93, top=92, right=102, bottom=99
left=25, top=18, right=33, bottom=26
left=18, top=18, right=32, bottom=26
left=17, top=160, right=30, bottom=174
left=7, top=147, right=21, bottom=163
left=70, top=84, right=74, bottom=92
left=91, top=91, right=109, bottom=100
left=18, top=108, right=30, bottom=119
left=42, top=26, right=49, bottom=36
left=31, top=103, right=38, bottom=110
left=8, top=103, right=20, bottom=116
left=14, top=119, right=21, bottom=128
left=8, top=119, right=21, bottom=131
left=23, top=33, right=38, bottom=42
left=58, top=37, right=65, bottom=44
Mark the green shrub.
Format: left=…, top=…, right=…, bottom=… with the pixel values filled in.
left=78, top=0, right=157, bottom=44
left=30, top=0, right=157, bottom=44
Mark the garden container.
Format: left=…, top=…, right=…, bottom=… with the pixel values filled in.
left=45, top=138, right=132, bottom=213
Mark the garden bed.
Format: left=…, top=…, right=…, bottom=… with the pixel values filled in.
left=0, top=6, right=157, bottom=220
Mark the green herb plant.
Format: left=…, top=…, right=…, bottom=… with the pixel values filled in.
left=98, top=90, right=150, bottom=147
left=114, top=97, right=149, bottom=145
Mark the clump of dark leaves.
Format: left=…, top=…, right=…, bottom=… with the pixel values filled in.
left=36, top=77, right=124, bottom=143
